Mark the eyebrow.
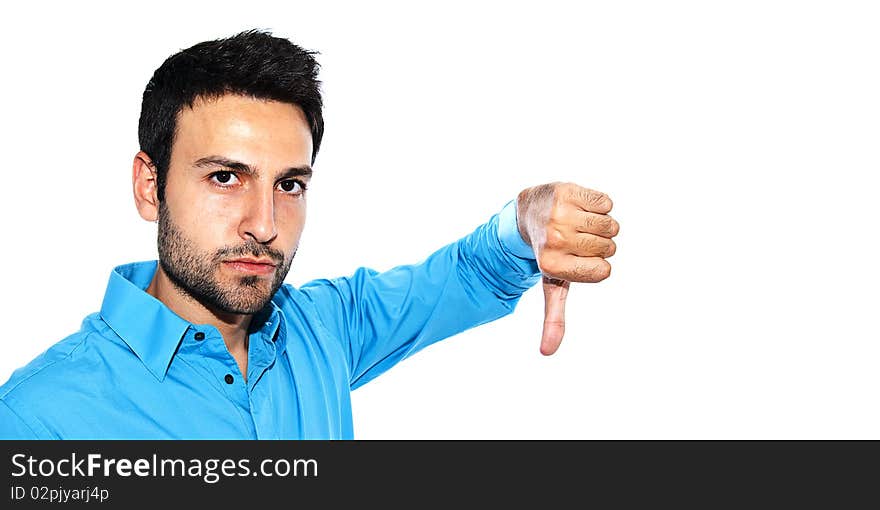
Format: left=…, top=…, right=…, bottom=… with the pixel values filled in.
left=192, top=155, right=313, bottom=180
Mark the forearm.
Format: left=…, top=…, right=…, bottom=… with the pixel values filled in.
left=297, top=200, right=541, bottom=389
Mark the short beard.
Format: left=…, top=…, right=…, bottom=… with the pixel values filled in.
left=156, top=201, right=295, bottom=315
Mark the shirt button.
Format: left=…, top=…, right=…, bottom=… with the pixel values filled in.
left=194, top=332, right=205, bottom=341
left=224, top=374, right=234, bottom=384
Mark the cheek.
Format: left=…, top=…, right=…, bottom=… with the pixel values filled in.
left=198, top=193, right=240, bottom=223
left=275, top=199, right=307, bottom=244
left=181, top=193, right=241, bottom=247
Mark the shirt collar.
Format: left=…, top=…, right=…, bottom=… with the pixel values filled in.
left=99, top=261, right=285, bottom=381
left=100, top=261, right=190, bottom=381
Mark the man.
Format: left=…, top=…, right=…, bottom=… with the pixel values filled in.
left=0, top=30, right=618, bottom=439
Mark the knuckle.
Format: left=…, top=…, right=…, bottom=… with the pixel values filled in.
left=548, top=202, right=566, bottom=225
left=590, top=193, right=611, bottom=212
left=580, top=186, right=610, bottom=211
left=603, top=195, right=614, bottom=212
left=602, top=217, right=619, bottom=236
left=544, top=228, right=565, bottom=249
left=538, top=254, right=560, bottom=275
left=553, top=189, right=569, bottom=210
left=579, top=259, right=611, bottom=282
left=576, top=235, right=598, bottom=254
left=605, top=239, right=617, bottom=257
left=609, top=218, right=620, bottom=236
left=563, top=183, right=613, bottom=212
left=566, top=183, right=588, bottom=201
left=581, top=214, right=596, bottom=230
left=595, top=260, right=612, bottom=281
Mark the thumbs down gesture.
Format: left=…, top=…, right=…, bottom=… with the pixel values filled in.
left=516, top=182, right=619, bottom=355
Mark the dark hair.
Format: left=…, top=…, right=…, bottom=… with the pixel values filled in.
left=138, top=29, right=323, bottom=201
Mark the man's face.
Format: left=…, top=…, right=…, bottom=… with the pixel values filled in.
left=157, top=94, right=313, bottom=315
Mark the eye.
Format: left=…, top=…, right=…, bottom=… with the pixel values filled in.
left=277, top=179, right=306, bottom=195
left=209, top=171, right=240, bottom=187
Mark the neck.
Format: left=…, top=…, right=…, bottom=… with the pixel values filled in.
left=146, top=265, right=251, bottom=377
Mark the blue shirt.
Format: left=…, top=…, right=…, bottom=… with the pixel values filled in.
left=0, top=201, right=539, bottom=439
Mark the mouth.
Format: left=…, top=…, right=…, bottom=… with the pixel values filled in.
left=223, top=258, right=278, bottom=276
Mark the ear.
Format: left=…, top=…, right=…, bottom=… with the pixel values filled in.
left=133, top=151, right=160, bottom=222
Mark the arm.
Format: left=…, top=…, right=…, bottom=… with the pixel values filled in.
left=298, top=200, right=541, bottom=389
left=297, top=181, right=619, bottom=387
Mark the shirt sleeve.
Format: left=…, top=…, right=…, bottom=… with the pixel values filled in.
left=0, top=400, right=40, bottom=439
left=298, top=199, right=541, bottom=389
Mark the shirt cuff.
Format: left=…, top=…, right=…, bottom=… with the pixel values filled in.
left=497, top=199, right=536, bottom=260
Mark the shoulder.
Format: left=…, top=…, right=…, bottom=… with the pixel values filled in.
left=0, top=314, right=122, bottom=427
left=1, top=330, right=92, bottom=400
left=274, top=269, right=377, bottom=306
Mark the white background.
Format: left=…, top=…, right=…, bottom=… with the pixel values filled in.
left=1, top=1, right=878, bottom=439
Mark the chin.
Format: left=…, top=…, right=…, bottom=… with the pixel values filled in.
left=217, top=285, right=275, bottom=314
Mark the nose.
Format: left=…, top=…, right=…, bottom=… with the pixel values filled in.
left=238, top=189, right=278, bottom=244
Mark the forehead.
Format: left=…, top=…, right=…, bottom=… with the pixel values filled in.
left=172, top=94, right=313, bottom=166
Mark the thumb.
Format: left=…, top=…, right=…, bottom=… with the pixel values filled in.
left=541, top=276, right=570, bottom=356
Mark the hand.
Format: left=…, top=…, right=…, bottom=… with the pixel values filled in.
left=516, top=182, right=619, bottom=355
